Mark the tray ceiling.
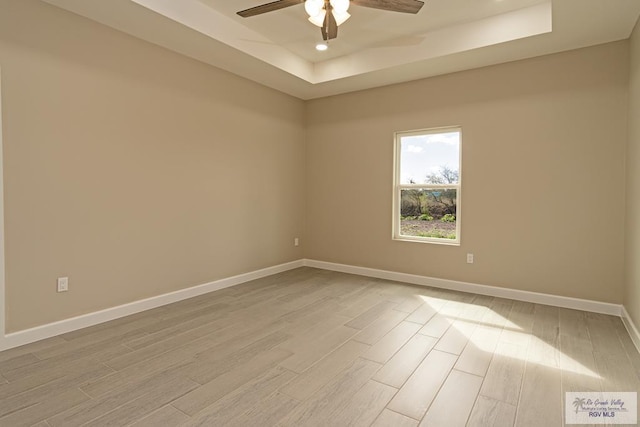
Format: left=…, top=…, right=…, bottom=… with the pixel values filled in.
left=41, top=0, right=640, bottom=99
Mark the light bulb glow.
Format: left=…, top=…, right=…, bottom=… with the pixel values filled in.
left=329, top=0, right=349, bottom=13
left=305, top=0, right=324, bottom=17
left=315, top=43, right=328, bottom=51
left=308, top=10, right=326, bottom=27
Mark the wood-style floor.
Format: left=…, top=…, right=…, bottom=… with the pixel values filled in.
left=0, top=267, right=639, bottom=426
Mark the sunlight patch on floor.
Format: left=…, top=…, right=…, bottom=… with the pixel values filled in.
left=418, top=295, right=601, bottom=379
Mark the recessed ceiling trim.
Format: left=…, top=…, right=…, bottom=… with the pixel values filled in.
left=314, top=2, right=552, bottom=82
left=38, top=0, right=640, bottom=100
left=130, top=0, right=315, bottom=81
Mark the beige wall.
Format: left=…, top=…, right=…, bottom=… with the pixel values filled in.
left=0, top=0, right=305, bottom=332
left=306, top=42, right=629, bottom=303
left=625, top=20, right=640, bottom=327
left=0, top=0, right=634, bottom=334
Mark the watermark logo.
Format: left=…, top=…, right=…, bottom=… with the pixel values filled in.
left=566, top=392, right=637, bottom=424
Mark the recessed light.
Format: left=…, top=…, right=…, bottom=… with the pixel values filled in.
left=315, top=43, right=328, bottom=51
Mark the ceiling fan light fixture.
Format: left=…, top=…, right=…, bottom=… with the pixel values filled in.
left=304, top=0, right=324, bottom=17
left=237, top=0, right=425, bottom=42
left=329, top=0, right=349, bottom=13
left=332, top=10, right=350, bottom=26
left=308, top=9, right=326, bottom=27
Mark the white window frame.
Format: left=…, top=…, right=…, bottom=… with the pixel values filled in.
left=392, top=126, right=462, bottom=245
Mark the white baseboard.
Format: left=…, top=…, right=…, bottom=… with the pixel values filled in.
left=622, top=306, right=640, bottom=354
left=303, top=259, right=622, bottom=316
left=0, top=258, right=629, bottom=353
left=0, top=259, right=304, bottom=351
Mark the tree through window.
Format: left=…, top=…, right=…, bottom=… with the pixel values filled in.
left=393, top=127, right=461, bottom=244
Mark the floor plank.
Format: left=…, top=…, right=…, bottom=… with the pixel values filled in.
left=172, top=348, right=293, bottom=416
left=362, top=321, right=421, bottom=364
left=48, top=369, right=193, bottom=426
left=280, top=340, right=369, bottom=400
left=478, top=302, right=534, bottom=407
left=330, top=380, right=397, bottom=426
left=353, top=309, right=408, bottom=345
left=223, top=392, right=299, bottom=427
left=183, top=367, right=297, bottom=426
left=479, top=341, right=527, bottom=406
left=514, top=305, right=562, bottom=427
left=277, top=358, right=381, bottom=426
left=82, top=376, right=198, bottom=426
left=386, top=349, right=457, bottom=420
left=0, top=388, right=89, bottom=427
left=372, top=334, right=437, bottom=388
left=278, top=325, right=358, bottom=373
left=129, top=405, right=190, bottom=427
left=418, top=313, right=454, bottom=338
left=420, top=369, right=483, bottom=427
left=0, top=363, right=113, bottom=418
left=515, top=364, right=562, bottom=427
left=559, top=333, right=601, bottom=393
left=372, top=409, right=419, bottom=427
left=467, top=395, right=517, bottom=427
left=184, top=330, right=290, bottom=384
left=405, top=301, right=439, bottom=325
left=345, top=301, right=398, bottom=330
left=455, top=325, right=501, bottom=376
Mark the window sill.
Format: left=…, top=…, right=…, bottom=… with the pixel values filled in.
left=393, top=236, right=460, bottom=246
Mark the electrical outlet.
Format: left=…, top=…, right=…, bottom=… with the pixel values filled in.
left=294, top=237, right=299, bottom=247
left=466, top=253, right=474, bottom=264
left=57, top=277, right=69, bottom=292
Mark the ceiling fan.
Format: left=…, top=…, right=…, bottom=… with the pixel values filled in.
left=237, top=0, right=425, bottom=41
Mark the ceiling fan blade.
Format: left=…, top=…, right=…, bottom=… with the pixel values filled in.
left=350, top=0, right=424, bottom=14
left=237, top=0, right=304, bottom=18
left=321, top=9, right=338, bottom=40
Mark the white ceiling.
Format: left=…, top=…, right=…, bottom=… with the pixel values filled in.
left=41, top=0, right=640, bottom=100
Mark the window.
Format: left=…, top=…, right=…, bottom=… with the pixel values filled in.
left=393, top=127, right=461, bottom=244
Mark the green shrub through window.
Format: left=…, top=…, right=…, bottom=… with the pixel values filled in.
left=393, top=127, right=461, bottom=244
